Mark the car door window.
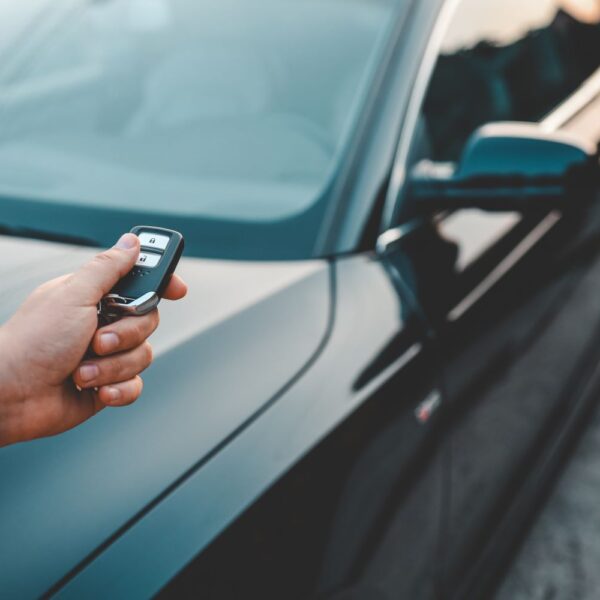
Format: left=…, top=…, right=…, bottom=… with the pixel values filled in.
left=424, top=0, right=600, bottom=162
left=399, top=2, right=600, bottom=595
left=418, top=0, right=600, bottom=273
left=401, top=0, right=600, bottom=306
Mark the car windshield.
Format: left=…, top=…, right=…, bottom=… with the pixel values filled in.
left=0, top=0, right=400, bottom=259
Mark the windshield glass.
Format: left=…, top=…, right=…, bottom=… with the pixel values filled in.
left=0, top=0, right=399, bottom=259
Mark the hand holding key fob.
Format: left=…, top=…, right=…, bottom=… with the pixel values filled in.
left=100, top=226, right=184, bottom=320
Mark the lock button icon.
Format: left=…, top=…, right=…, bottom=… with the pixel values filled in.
left=138, top=232, right=170, bottom=251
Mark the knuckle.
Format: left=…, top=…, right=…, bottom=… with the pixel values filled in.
left=87, top=252, right=118, bottom=281
left=30, top=285, right=48, bottom=302
left=117, top=318, right=145, bottom=347
left=138, top=311, right=158, bottom=338
left=126, top=378, right=144, bottom=404
left=94, top=251, right=115, bottom=266
left=62, top=273, right=76, bottom=286
left=140, top=315, right=155, bottom=337
left=32, top=275, right=66, bottom=299
left=143, top=343, right=154, bottom=366
left=34, top=280, right=53, bottom=296
left=109, top=357, right=124, bottom=380
left=130, top=319, right=145, bottom=342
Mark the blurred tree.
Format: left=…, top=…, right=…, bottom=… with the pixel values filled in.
left=425, top=5, right=600, bottom=160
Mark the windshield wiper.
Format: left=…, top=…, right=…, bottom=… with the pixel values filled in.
left=0, top=223, right=100, bottom=247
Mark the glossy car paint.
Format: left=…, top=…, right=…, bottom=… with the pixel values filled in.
left=156, top=113, right=600, bottom=599
left=58, top=253, right=445, bottom=599
left=1, top=1, right=600, bottom=599
left=0, top=238, right=330, bottom=598
left=156, top=24, right=600, bottom=600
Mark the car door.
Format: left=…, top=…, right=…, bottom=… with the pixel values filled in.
left=155, top=259, right=448, bottom=600
left=380, top=0, right=600, bottom=596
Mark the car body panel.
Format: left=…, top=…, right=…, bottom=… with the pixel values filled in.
left=151, top=20, right=600, bottom=600
left=444, top=202, right=600, bottom=598
left=0, top=236, right=331, bottom=599
left=1, top=0, right=600, bottom=597
left=57, top=254, right=445, bottom=599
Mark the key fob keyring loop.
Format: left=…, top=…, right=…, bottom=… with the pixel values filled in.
left=98, top=291, right=160, bottom=322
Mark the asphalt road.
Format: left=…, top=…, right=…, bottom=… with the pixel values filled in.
left=496, top=397, right=600, bottom=599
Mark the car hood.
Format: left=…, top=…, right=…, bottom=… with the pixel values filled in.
left=0, top=235, right=331, bottom=597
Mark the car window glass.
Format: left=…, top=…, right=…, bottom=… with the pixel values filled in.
left=0, top=0, right=399, bottom=224
left=422, top=0, right=600, bottom=162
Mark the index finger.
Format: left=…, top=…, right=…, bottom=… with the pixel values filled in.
left=162, top=274, right=188, bottom=301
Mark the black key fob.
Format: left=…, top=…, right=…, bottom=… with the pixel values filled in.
left=100, top=226, right=184, bottom=321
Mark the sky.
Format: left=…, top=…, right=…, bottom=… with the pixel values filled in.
left=443, top=0, right=561, bottom=51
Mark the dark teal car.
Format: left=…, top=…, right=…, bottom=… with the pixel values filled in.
left=1, top=0, right=600, bottom=598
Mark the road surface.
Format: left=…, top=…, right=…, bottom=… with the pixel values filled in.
left=496, top=398, right=600, bottom=599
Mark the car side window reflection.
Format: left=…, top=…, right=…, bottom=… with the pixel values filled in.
left=423, top=0, right=600, bottom=161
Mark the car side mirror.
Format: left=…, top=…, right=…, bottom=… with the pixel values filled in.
left=406, top=122, right=599, bottom=215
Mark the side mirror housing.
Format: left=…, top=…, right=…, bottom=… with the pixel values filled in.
left=407, top=122, right=598, bottom=214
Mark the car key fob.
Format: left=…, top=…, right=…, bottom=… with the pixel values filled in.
left=100, top=226, right=184, bottom=321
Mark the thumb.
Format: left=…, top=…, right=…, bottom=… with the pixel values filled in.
left=70, top=233, right=140, bottom=304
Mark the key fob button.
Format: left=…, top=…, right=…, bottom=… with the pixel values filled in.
left=138, top=232, right=170, bottom=250
left=104, top=226, right=184, bottom=320
left=136, top=252, right=161, bottom=268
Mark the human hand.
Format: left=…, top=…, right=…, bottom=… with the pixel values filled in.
left=562, top=0, right=600, bottom=23
left=0, top=233, right=187, bottom=447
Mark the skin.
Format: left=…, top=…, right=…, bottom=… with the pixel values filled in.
left=0, top=233, right=187, bottom=447
left=562, top=0, right=600, bottom=22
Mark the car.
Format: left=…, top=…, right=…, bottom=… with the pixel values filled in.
left=1, top=0, right=600, bottom=598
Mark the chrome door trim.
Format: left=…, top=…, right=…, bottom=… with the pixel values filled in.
left=446, top=211, right=561, bottom=321
left=542, top=68, right=600, bottom=134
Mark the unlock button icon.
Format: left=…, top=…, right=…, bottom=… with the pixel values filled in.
left=136, top=252, right=160, bottom=268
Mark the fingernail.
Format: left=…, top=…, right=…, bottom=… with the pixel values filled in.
left=115, top=233, right=138, bottom=250
left=99, top=332, right=119, bottom=353
left=106, top=387, right=121, bottom=404
left=79, top=364, right=99, bottom=382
